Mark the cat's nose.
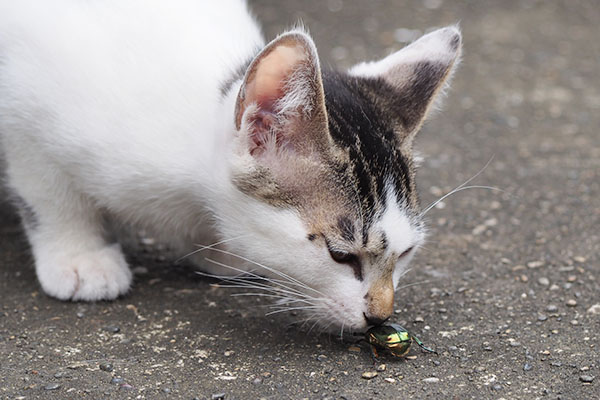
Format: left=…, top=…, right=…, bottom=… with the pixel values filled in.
left=364, top=313, right=388, bottom=327
left=365, top=278, right=394, bottom=325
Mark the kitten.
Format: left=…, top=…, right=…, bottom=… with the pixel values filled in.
left=0, top=0, right=461, bottom=331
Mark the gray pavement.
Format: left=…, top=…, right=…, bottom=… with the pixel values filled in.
left=1, top=1, right=599, bottom=399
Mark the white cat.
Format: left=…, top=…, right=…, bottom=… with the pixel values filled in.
left=0, top=0, right=461, bottom=331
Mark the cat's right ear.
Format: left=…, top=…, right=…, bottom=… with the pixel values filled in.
left=234, top=31, right=329, bottom=157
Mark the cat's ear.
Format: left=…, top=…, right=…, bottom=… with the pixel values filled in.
left=235, top=30, right=329, bottom=156
left=349, top=26, right=461, bottom=139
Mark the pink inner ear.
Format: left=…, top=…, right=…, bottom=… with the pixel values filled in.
left=243, top=43, right=307, bottom=115
left=241, top=42, right=309, bottom=155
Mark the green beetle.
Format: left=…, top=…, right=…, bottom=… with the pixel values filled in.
left=365, top=323, right=437, bottom=359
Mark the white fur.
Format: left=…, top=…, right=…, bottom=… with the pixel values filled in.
left=0, top=1, right=441, bottom=331
left=377, top=185, right=425, bottom=289
left=0, top=0, right=264, bottom=300
left=349, top=25, right=461, bottom=79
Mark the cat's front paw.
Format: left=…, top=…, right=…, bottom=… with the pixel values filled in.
left=36, top=245, right=132, bottom=301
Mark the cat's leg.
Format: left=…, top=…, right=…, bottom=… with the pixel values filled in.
left=7, top=154, right=132, bottom=301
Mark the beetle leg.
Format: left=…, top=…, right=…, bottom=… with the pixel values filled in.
left=412, top=335, right=438, bottom=354
left=369, top=345, right=380, bottom=365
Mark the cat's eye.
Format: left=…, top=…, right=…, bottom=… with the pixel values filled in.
left=328, top=248, right=363, bottom=281
left=399, top=246, right=414, bottom=259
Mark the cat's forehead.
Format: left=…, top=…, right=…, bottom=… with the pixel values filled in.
left=322, top=71, right=419, bottom=228
left=328, top=184, right=420, bottom=255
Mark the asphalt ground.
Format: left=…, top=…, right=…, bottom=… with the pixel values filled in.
left=1, top=1, right=599, bottom=399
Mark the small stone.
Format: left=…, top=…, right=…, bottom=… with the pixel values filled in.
left=348, top=345, right=361, bottom=353
left=523, top=363, right=533, bottom=371
left=162, top=388, right=171, bottom=394
left=110, top=377, right=124, bottom=385
left=520, top=275, right=528, bottom=282
left=317, top=354, right=327, bottom=362
left=132, top=266, right=148, bottom=275
left=103, top=325, right=120, bottom=333
left=376, top=364, right=386, bottom=372
left=546, top=305, right=559, bottom=313
left=422, top=377, right=440, bottom=383
left=570, top=320, right=579, bottom=326
left=252, top=378, right=262, bottom=385
left=484, top=218, right=498, bottom=227
left=492, top=384, right=503, bottom=391
left=472, top=224, right=487, bottom=235
left=119, top=383, right=134, bottom=391
left=361, top=371, right=378, bottom=380
left=586, top=304, right=600, bottom=314
left=414, top=316, right=424, bottom=323
left=549, top=284, right=560, bottom=291
left=537, top=314, right=548, bottom=321
left=538, top=277, right=550, bottom=286
left=527, top=260, right=544, bottom=269
left=573, top=256, right=586, bottom=263
left=566, top=299, right=577, bottom=307
left=579, top=375, right=594, bottom=383
left=550, top=361, right=562, bottom=367
left=559, top=266, right=575, bottom=272
left=384, top=378, right=395, bottom=383
left=99, top=362, right=113, bottom=372
left=567, top=275, right=577, bottom=282
left=44, top=383, right=60, bottom=390
left=223, top=350, right=234, bottom=357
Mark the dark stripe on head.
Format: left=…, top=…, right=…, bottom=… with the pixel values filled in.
left=322, top=70, right=414, bottom=229
left=337, top=216, right=355, bottom=243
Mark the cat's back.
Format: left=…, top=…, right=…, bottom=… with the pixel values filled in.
left=0, top=0, right=263, bottom=153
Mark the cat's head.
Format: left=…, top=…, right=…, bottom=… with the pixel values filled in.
left=220, top=26, right=461, bottom=331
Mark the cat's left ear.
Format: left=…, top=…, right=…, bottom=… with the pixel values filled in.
left=235, top=30, right=329, bottom=156
left=349, top=26, right=462, bottom=142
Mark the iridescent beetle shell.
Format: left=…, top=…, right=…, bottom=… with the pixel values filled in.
left=365, top=323, right=436, bottom=358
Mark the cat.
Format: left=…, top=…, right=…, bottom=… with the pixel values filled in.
left=0, top=0, right=461, bottom=331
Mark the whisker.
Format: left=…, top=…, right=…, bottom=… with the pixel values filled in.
left=421, top=185, right=503, bottom=217
left=420, top=156, right=502, bottom=217
left=202, top=258, right=317, bottom=299
left=209, top=281, right=314, bottom=301
left=201, top=247, right=327, bottom=297
left=176, top=235, right=247, bottom=264
left=265, top=306, right=321, bottom=316
left=197, top=274, right=316, bottom=303
left=395, top=279, right=436, bottom=291
left=232, top=293, right=318, bottom=306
